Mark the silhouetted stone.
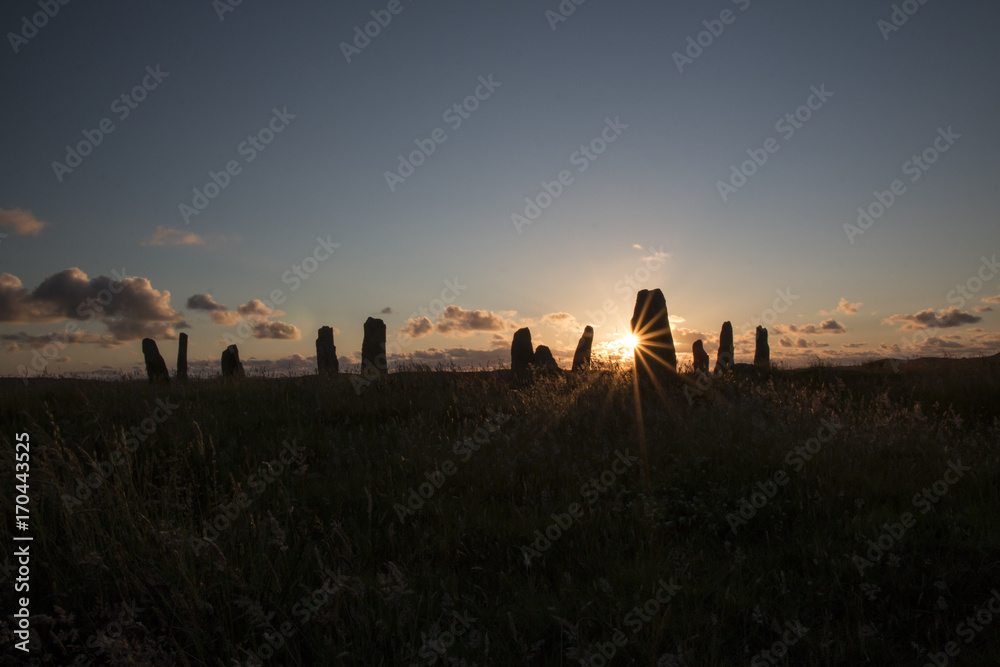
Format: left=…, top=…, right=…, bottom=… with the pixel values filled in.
left=142, top=338, right=169, bottom=384
left=316, top=326, right=339, bottom=376
left=572, top=326, right=594, bottom=371
left=176, top=333, right=188, bottom=381
left=361, top=317, right=387, bottom=378
left=511, top=328, right=535, bottom=373
left=692, top=339, right=709, bottom=374
left=221, top=344, right=245, bottom=379
left=630, top=289, right=677, bottom=388
left=534, top=345, right=559, bottom=371
left=754, top=326, right=770, bottom=370
left=714, top=321, right=735, bottom=373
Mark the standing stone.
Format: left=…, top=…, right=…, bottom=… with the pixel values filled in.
left=714, top=321, right=735, bottom=373
left=754, top=326, right=770, bottom=370
left=692, top=340, right=709, bottom=374
left=316, top=326, right=339, bottom=376
left=534, top=345, right=559, bottom=371
left=361, top=317, right=387, bottom=378
left=142, top=338, right=169, bottom=384
left=630, top=289, right=677, bottom=387
left=176, top=333, right=188, bottom=381
left=572, top=326, right=594, bottom=371
left=510, top=328, right=535, bottom=373
left=221, top=344, right=245, bottom=379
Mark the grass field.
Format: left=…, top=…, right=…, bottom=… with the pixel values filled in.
left=2, top=357, right=1000, bottom=665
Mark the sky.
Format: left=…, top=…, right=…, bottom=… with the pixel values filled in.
left=2, top=0, right=999, bottom=378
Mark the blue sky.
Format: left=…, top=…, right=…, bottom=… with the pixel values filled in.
left=2, top=0, right=999, bottom=377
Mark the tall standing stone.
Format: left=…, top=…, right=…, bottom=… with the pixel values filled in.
left=692, top=340, right=709, bottom=374
left=361, top=317, right=387, bottom=378
left=630, top=289, right=677, bottom=387
left=142, top=338, right=169, bottom=384
left=714, top=321, right=734, bottom=373
left=316, top=326, right=339, bottom=376
left=221, top=344, right=245, bottom=379
left=511, top=328, right=535, bottom=374
left=176, top=333, right=188, bottom=381
left=754, top=326, right=770, bottom=370
left=572, top=326, right=594, bottom=371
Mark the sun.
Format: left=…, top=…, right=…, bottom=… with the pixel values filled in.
left=622, top=333, right=640, bottom=351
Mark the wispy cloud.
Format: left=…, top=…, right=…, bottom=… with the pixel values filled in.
left=140, top=226, right=236, bottom=247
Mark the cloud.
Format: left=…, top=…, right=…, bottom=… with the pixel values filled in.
left=0, top=207, right=47, bottom=236
left=188, top=295, right=285, bottom=326
left=187, top=293, right=297, bottom=339
left=0, top=268, right=186, bottom=340
left=252, top=321, right=300, bottom=340
left=399, top=316, right=434, bottom=338
left=141, top=226, right=206, bottom=246
left=778, top=336, right=830, bottom=349
left=1, top=330, right=124, bottom=352
left=671, top=327, right=714, bottom=348
left=380, top=306, right=393, bottom=314
left=774, top=319, right=846, bottom=335
left=884, top=307, right=982, bottom=331
left=974, top=305, right=993, bottom=313
left=983, top=293, right=1000, bottom=305
left=389, top=344, right=509, bottom=369
left=140, top=226, right=238, bottom=247
left=841, top=342, right=867, bottom=349
left=436, top=306, right=509, bottom=336
left=637, top=244, right=671, bottom=264
left=542, top=312, right=582, bottom=332
left=821, top=298, right=862, bottom=315
left=187, top=294, right=228, bottom=312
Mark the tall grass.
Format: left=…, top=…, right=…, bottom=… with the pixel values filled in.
left=1, top=361, right=999, bottom=665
